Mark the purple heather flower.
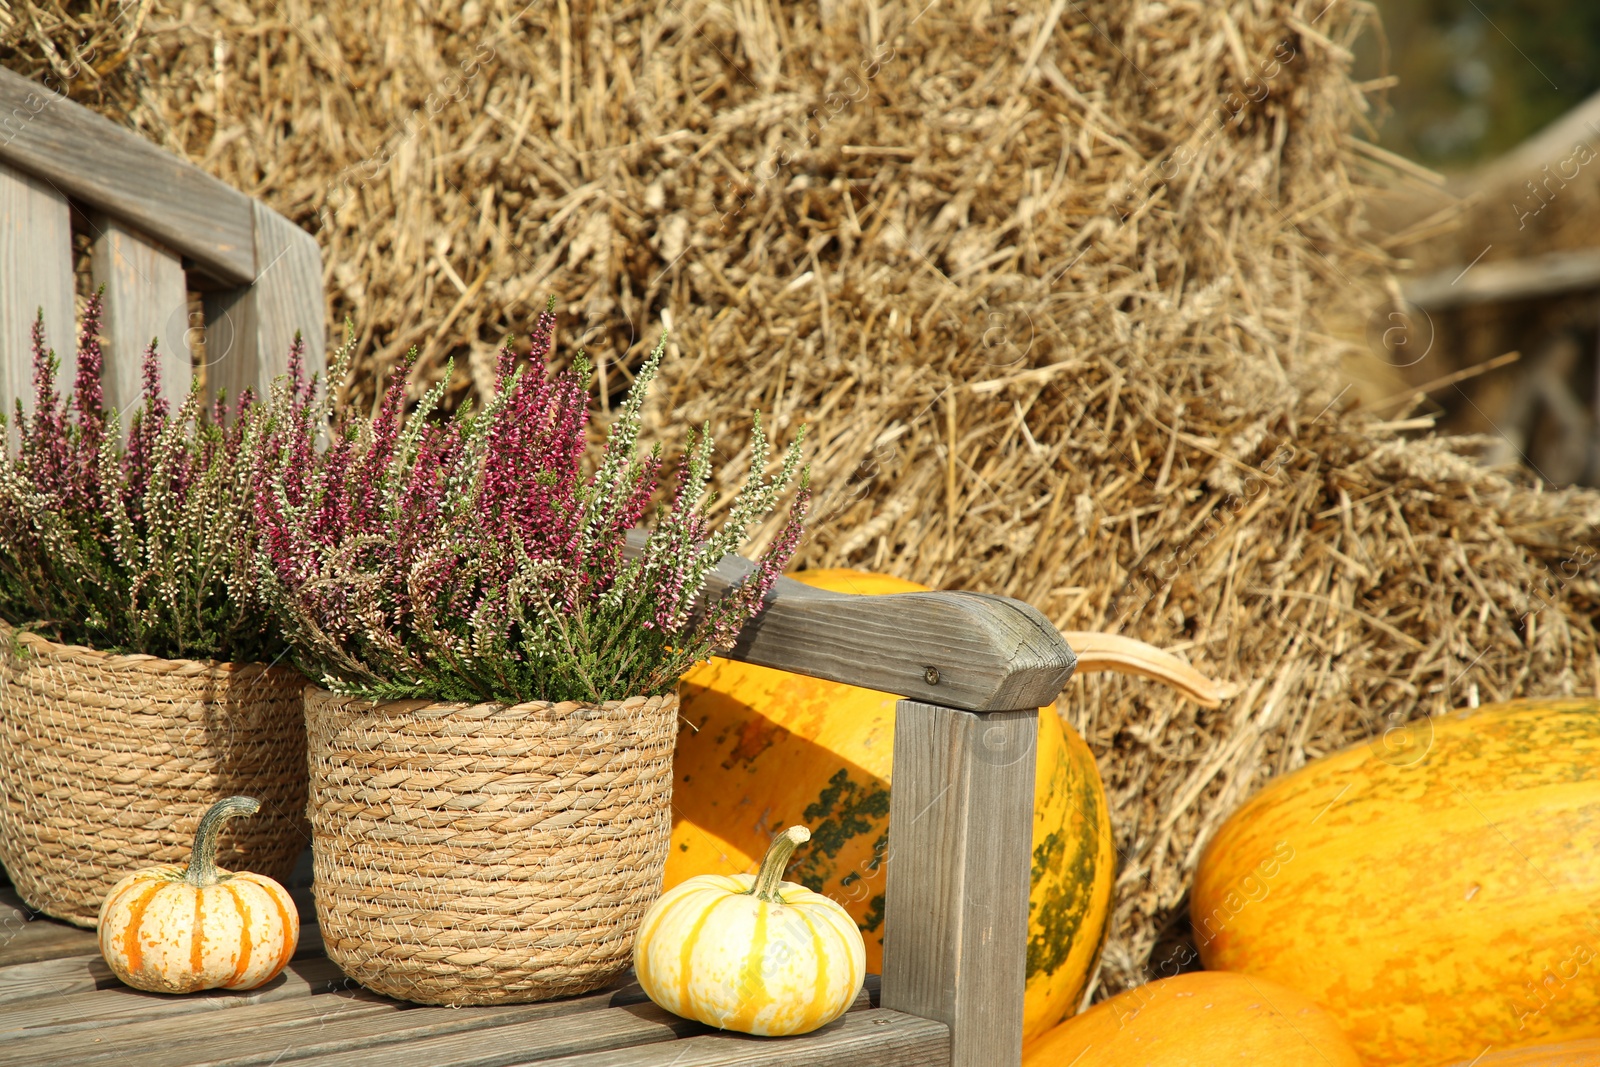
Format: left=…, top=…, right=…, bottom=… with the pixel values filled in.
left=0, top=293, right=282, bottom=662
left=252, top=308, right=809, bottom=705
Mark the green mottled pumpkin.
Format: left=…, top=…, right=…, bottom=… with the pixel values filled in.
left=668, top=568, right=1115, bottom=1042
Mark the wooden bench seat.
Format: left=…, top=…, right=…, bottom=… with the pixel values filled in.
left=0, top=881, right=947, bottom=1067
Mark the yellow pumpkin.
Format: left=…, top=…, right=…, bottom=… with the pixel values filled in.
left=636, top=825, right=865, bottom=1036
left=98, top=795, right=300, bottom=994
left=670, top=568, right=1116, bottom=1043
left=1193, top=699, right=1600, bottom=1066
left=1021, top=971, right=1363, bottom=1066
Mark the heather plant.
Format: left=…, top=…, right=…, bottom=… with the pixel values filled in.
left=0, top=294, right=284, bottom=663
left=254, top=305, right=809, bottom=705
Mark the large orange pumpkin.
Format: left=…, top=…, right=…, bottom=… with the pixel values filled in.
left=1194, top=699, right=1600, bottom=1067
left=670, top=568, right=1115, bottom=1043
left=1021, top=971, right=1362, bottom=1066
left=1443, top=1039, right=1600, bottom=1066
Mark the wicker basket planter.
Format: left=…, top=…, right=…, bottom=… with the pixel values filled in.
left=304, top=685, right=678, bottom=1006
left=0, top=624, right=309, bottom=927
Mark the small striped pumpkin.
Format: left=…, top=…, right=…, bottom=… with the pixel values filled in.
left=98, top=796, right=300, bottom=994
left=635, top=826, right=865, bottom=1036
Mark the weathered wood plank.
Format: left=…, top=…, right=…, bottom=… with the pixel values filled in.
left=621, top=531, right=1076, bottom=711
left=61, top=978, right=645, bottom=1065
left=249, top=202, right=325, bottom=383
left=0, top=987, right=398, bottom=1067
left=0, top=67, right=255, bottom=285
left=0, top=918, right=98, bottom=969
left=880, top=701, right=1037, bottom=1067
left=0, top=938, right=889, bottom=1065
left=1462, top=87, right=1600, bottom=201
left=254, top=1001, right=704, bottom=1067
left=534, top=1009, right=950, bottom=1067
left=0, top=884, right=99, bottom=968
left=1404, top=247, right=1600, bottom=309
left=722, top=586, right=1074, bottom=711
left=0, top=955, right=348, bottom=1038
left=203, top=202, right=324, bottom=406
left=48, top=984, right=654, bottom=1067
left=0, top=160, right=75, bottom=422
left=0, top=965, right=651, bottom=1056
left=0, top=928, right=322, bottom=1005
left=88, top=215, right=192, bottom=414
left=0, top=952, right=112, bottom=1003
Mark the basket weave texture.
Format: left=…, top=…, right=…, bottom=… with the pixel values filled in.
left=0, top=624, right=309, bottom=926
left=305, top=686, right=678, bottom=1005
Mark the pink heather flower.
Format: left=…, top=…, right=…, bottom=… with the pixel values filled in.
left=0, top=294, right=283, bottom=662
left=252, top=307, right=808, bottom=705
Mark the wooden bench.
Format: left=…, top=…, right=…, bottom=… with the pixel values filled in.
left=0, top=65, right=322, bottom=415
left=0, top=65, right=1080, bottom=1067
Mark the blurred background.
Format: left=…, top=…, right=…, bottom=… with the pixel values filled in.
left=1363, top=0, right=1600, bottom=168
left=1358, top=0, right=1600, bottom=487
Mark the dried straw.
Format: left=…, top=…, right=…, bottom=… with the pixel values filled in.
left=6, top=0, right=1598, bottom=996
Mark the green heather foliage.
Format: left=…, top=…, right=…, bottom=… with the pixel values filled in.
left=0, top=295, right=284, bottom=663
left=253, top=305, right=809, bottom=706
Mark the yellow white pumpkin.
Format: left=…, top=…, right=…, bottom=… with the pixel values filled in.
left=635, top=825, right=865, bottom=1036
left=98, top=795, right=300, bottom=994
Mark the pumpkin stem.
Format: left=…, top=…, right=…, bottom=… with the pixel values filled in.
left=749, top=825, right=810, bottom=903
left=183, top=796, right=261, bottom=887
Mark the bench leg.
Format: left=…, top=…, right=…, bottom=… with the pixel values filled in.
left=882, top=699, right=1038, bottom=1067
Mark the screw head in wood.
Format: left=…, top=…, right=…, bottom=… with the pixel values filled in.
left=923, top=666, right=940, bottom=686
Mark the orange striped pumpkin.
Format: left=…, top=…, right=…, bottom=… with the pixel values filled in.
left=635, top=826, right=865, bottom=1036
left=98, top=796, right=300, bottom=994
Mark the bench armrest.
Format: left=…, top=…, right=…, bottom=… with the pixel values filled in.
left=628, top=515, right=1073, bottom=1067
left=624, top=530, right=1077, bottom=711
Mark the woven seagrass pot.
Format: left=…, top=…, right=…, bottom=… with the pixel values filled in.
left=0, top=624, right=309, bottom=926
left=304, top=685, right=677, bottom=1006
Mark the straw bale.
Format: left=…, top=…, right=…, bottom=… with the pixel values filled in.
left=6, top=0, right=1599, bottom=999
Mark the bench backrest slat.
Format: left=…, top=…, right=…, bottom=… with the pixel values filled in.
left=202, top=202, right=324, bottom=407
left=0, top=163, right=75, bottom=420
left=0, top=67, right=255, bottom=286
left=88, top=214, right=190, bottom=413
left=622, top=530, right=1078, bottom=710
